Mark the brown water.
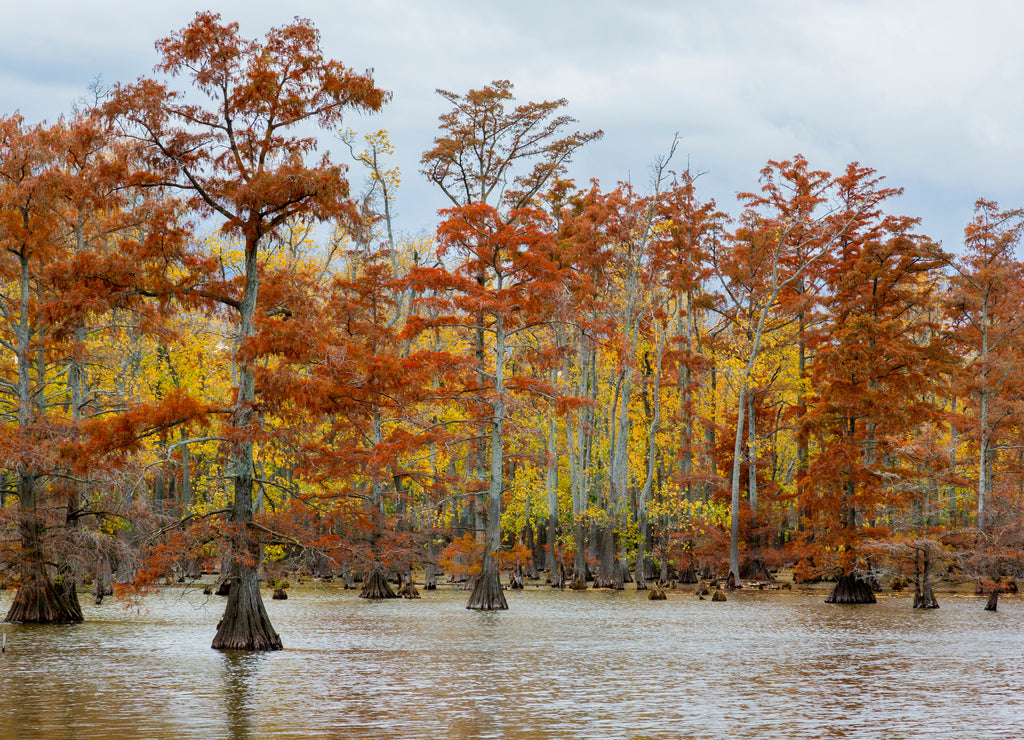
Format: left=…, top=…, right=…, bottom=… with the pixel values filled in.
left=0, top=585, right=1021, bottom=739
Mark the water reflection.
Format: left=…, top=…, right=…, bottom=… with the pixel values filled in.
left=223, top=652, right=263, bottom=740
left=0, top=586, right=1022, bottom=738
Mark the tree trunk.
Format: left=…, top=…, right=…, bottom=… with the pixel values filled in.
left=570, top=520, right=587, bottom=590
left=985, top=591, right=999, bottom=611
left=913, top=582, right=939, bottom=609
left=825, top=573, right=877, bottom=604
left=912, top=549, right=939, bottom=609
left=635, top=515, right=648, bottom=591
left=728, top=384, right=747, bottom=586
left=747, top=392, right=758, bottom=514
left=212, top=559, right=281, bottom=650
left=360, top=567, right=398, bottom=599
left=424, top=535, right=439, bottom=590
left=466, top=550, right=507, bottom=610
left=467, top=317, right=508, bottom=611
left=212, top=237, right=281, bottom=651
left=594, top=525, right=622, bottom=589
left=5, top=473, right=82, bottom=624
left=544, top=415, right=562, bottom=587
left=977, top=298, right=990, bottom=532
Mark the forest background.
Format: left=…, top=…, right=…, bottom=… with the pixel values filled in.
left=2, top=7, right=1023, bottom=649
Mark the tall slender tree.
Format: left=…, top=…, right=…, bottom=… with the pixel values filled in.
left=948, top=200, right=1024, bottom=532
left=107, top=12, right=386, bottom=649
left=420, top=81, right=599, bottom=609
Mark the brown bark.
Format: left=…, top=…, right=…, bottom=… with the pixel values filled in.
left=466, top=554, right=508, bottom=610
left=825, top=574, right=877, bottom=604
left=5, top=577, right=83, bottom=624
left=5, top=475, right=82, bottom=624
left=985, top=591, right=999, bottom=611
left=913, top=583, right=939, bottom=609
left=212, top=561, right=281, bottom=651
left=396, top=573, right=420, bottom=599
left=360, top=567, right=398, bottom=599
left=593, top=525, right=623, bottom=589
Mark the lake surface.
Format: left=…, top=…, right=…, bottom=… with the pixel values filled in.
left=0, top=583, right=1021, bottom=739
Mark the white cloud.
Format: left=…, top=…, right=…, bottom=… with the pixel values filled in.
left=2, top=0, right=1022, bottom=248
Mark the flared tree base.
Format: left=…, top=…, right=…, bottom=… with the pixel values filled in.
left=5, top=579, right=84, bottom=624
left=466, top=570, right=508, bottom=610
left=913, top=585, right=939, bottom=609
left=740, top=558, right=776, bottom=582
left=825, top=574, right=877, bottom=604
left=396, top=575, right=420, bottom=599
left=359, top=568, right=398, bottom=599
left=593, top=576, right=624, bottom=590
left=212, top=572, right=282, bottom=651
left=648, top=583, right=667, bottom=600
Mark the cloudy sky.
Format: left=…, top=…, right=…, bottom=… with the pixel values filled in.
left=3, top=1, right=1021, bottom=251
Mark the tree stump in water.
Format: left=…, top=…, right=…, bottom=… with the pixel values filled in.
left=648, top=583, right=667, bottom=600
left=359, top=568, right=398, bottom=599
left=272, top=587, right=288, bottom=600
left=985, top=591, right=999, bottom=611
left=825, top=574, right=877, bottom=604
left=711, top=589, right=727, bottom=602
left=509, top=571, right=524, bottom=590
left=695, top=580, right=711, bottom=597
left=913, top=583, right=939, bottom=609
left=396, top=575, right=420, bottom=599
left=466, top=570, right=508, bottom=610
left=4, top=578, right=84, bottom=624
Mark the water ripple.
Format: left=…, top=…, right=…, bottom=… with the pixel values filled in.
left=0, top=586, right=1021, bottom=739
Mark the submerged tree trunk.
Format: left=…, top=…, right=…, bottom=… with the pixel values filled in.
left=467, top=551, right=507, bottom=610
left=985, top=591, right=999, bottom=611
left=544, top=415, right=563, bottom=588
left=212, top=559, right=281, bottom=650
left=912, top=549, right=939, bottom=609
left=212, top=239, right=281, bottom=651
left=913, top=582, right=939, bottom=609
left=825, top=573, right=877, bottom=604
left=635, top=516, right=649, bottom=591
left=570, top=520, right=587, bottom=590
left=739, top=557, right=775, bottom=582
left=5, top=253, right=80, bottom=625
left=467, top=318, right=509, bottom=611
left=424, top=535, right=439, bottom=591
left=360, top=567, right=398, bottom=599
left=5, top=473, right=82, bottom=624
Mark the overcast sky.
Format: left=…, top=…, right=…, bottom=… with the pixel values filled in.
left=3, top=1, right=1021, bottom=251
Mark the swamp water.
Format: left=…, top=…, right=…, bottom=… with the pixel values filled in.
left=0, top=585, right=1021, bottom=739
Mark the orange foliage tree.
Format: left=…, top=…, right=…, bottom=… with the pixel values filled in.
left=798, top=163, right=951, bottom=601
left=419, top=81, right=599, bottom=609
left=106, top=12, right=387, bottom=649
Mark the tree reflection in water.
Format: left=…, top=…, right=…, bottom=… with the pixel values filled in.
left=223, top=652, right=264, bottom=740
